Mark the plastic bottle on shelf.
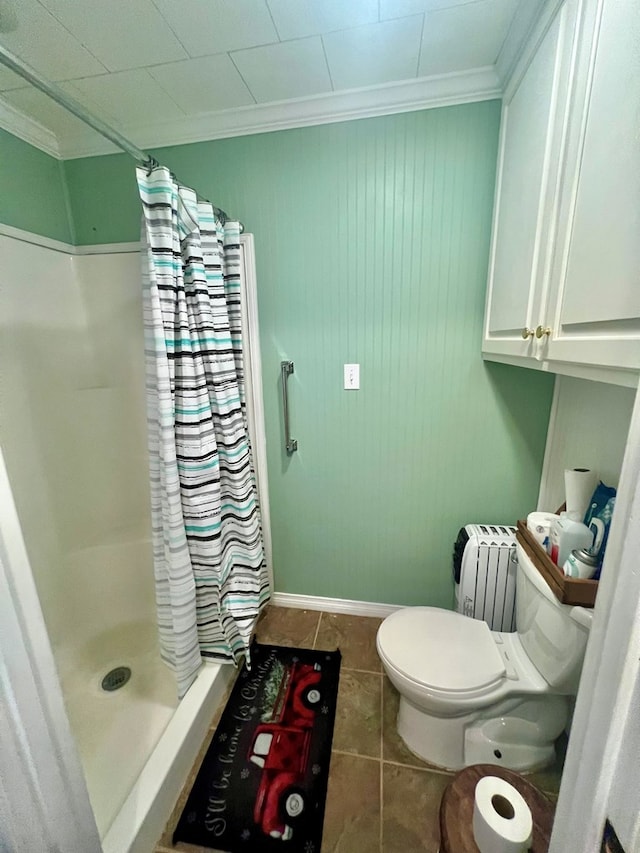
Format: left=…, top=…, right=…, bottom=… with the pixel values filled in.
left=548, top=512, right=594, bottom=568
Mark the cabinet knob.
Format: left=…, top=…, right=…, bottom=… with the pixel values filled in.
left=521, top=327, right=534, bottom=339
left=535, top=325, right=552, bottom=339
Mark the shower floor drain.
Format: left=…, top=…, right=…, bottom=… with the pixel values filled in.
left=101, top=666, right=132, bottom=692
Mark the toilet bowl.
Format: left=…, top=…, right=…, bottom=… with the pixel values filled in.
left=377, top=543, right=592, bottom=771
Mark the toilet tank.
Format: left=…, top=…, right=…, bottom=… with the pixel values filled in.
left=515, top=543, right=591, bottom=692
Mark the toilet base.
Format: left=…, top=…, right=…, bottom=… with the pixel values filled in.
left=397, top=693, right=568, bottom=771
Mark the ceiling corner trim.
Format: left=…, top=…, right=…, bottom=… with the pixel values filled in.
left=59, top=66, right=503, bottom=160
left=496, top=0, right=560, bottom=86
left=5, top=66, right=503, bottom=161
left=0, top=96, right=61, bottom=159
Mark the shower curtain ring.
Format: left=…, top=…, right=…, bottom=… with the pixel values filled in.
left=144, top=156, right=159, bottom=175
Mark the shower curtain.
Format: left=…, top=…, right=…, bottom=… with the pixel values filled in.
left=137, top=165, right=269, bottom=698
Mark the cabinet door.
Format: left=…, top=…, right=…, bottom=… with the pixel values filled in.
left=483, top=3, right=572, bottom=360
left=545, top=0, right=640, bottom=372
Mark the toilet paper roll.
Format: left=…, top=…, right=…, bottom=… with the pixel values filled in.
left=564, top=468, right=597, bottom=521
left=473, top=776, right=533, bottom=853
left=527, top=511, right=559, bottom=546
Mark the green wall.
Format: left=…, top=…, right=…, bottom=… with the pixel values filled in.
left=0, top=128, right=73, bottom=243
left=6, top=103, right=555, bottom=605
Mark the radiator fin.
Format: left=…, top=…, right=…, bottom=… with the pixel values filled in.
left=455, top=524, right=517, bottom=632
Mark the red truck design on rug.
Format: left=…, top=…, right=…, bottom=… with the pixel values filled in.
left=248, top=661, right=323, bottom=841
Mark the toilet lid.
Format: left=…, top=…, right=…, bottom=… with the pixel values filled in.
left=378, top=607, right=506, bottom=695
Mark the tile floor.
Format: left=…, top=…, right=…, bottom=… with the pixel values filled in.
left=154, top=606, right=563, bottom=853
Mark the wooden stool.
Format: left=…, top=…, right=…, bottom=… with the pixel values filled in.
left=439, top=764, right=555, bottom=853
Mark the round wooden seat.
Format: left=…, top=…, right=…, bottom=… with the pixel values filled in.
left=439, top=764, right=555, bottom=853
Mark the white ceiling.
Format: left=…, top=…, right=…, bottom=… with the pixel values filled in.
left=0, top=0, right=540, bottom=158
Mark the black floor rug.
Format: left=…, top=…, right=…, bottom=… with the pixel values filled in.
left=174, top=642, right=341, bottom=852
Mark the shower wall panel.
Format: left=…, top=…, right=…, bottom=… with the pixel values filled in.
left=0, top=238, right=153, bottom=649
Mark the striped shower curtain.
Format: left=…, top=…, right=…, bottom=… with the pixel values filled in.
left=137, top=165, right=269, bottom=698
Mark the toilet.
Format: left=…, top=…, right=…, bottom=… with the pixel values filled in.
left=377, top=542, right=593, bottom=771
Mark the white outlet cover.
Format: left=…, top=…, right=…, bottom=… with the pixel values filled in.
left=344, top=363, right=360, bottom=390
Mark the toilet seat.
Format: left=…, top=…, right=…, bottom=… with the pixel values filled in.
left=376, top=553, right=592, bottom=769
left=377, top=607, right=506, bottom=699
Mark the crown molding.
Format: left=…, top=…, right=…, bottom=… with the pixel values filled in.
left=496, top=0, right=561, bottom=86
left=0, top=66, right=500, bottom=161
left=59, top=66, right=501, bottom=159
left=0, top=95, right=60, bottom=158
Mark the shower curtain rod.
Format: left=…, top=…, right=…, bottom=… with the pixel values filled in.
left=0, top=45, right=151, bottom=164
left=0, top=44, right=238, bottom=226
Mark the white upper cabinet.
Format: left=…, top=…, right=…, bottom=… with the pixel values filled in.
left=485, top=2, right=572, bottom=358
left=544, top=0, right=640, bottom=373
left=483, top=0, right=640, bottom=385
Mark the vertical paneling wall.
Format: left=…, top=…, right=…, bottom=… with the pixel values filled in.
left=63, top=102, right=554, bottom=606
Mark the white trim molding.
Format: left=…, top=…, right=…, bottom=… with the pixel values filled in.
left=60, top=67, right=502, bottom=160
left=240, top=234, right=274, bottom=596
left=0, top=222, right=75, bottom=254
left=0, top=223, right=140, bottom=255
left=272, top=592, right=402, bottom=619
left=495, top=0, right=561, bottom=86
left=0, top=95, right=60, bottom=157
left=74, top=241, right=141, bottom=255
left=1, top=67, right=501, bottom=161
left=482, top=351, right=639, bottom=389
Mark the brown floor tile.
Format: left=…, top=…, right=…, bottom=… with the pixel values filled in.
left=382, top=677, right=450, bottom=772
left=333, top=670, right=382, bottom=759
left=322, top=753, right=381, bottom=853
left=382, top=764, right=450, bottom=853
left=315, top=613, right=382, bottom=672
left=256, top=605, right=320, bottom=648
left=525, top=732, right=567, bottom=796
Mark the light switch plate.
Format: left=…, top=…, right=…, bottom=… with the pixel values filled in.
left=344, top=363, right=360, bottom=390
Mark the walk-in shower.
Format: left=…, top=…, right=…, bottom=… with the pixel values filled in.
left=0, top=236, right=246, bottom=848
left=0, top=42, right=270, bottom=850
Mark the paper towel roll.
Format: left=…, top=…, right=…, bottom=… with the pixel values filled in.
left=473, top=776, right=533, bottom=853
left=564, top=468, right=597, bottom=520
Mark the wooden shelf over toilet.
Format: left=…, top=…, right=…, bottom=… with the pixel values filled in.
left=516, top=520, right=598, bottom=608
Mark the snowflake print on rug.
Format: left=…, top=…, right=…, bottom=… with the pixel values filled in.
left=173, top=642, right=341, bottom=852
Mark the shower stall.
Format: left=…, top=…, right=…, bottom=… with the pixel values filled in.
left=0, top=228, right=270, bottom=851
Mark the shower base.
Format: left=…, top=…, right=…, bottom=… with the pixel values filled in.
left=56, top=620, right=178, bottom=838
left=56, top=618, right=233, bottom=851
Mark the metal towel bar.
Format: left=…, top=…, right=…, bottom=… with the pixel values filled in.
left=281, top=360, right=298, bottom=454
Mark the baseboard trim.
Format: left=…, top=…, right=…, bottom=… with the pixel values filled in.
left=272, top=592, right=402, bottom=619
